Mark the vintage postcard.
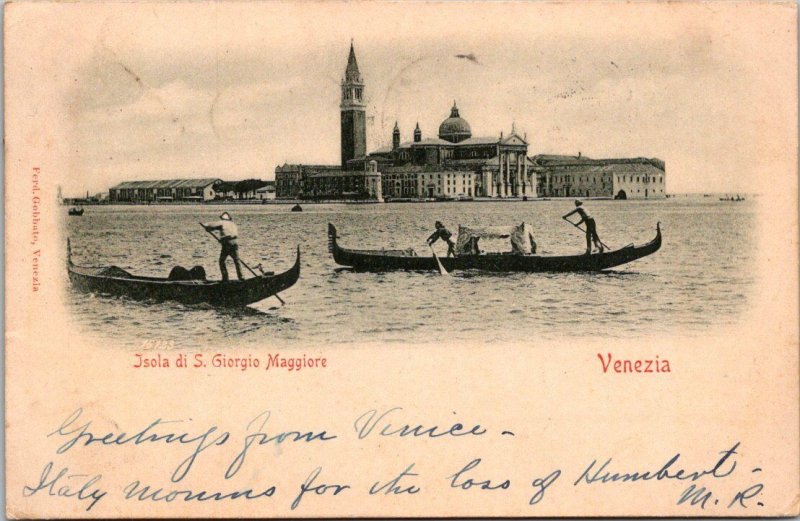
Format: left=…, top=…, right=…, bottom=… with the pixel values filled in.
left=4, top=1, right=799, bottom=518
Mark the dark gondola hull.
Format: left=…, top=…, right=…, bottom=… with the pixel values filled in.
left=69, top=247, right=300, bottom=307
left=328, top=223, right=661, bottom=272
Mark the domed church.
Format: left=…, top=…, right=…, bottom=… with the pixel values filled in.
left=358, top=99, right=535, bottom=199
left=438, top=103, right=472, bottom=143
left=275, top=42, right=535, bottom=201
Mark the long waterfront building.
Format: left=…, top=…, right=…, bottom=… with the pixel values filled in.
left=533, top=155, right=666, bottom=199
left=109, top=178, right=222, bottom=203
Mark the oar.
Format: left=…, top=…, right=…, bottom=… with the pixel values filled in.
left=429, top=245, right=449, bottom=276
left=199, top=223, right=286, bottom=305
left=562, top=217, right=610, bottom=251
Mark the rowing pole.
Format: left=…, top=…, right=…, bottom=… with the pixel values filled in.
left=562, top=217, right=610, bottom=251
left=200, top=223, right=286, bottom=305
left=428, top=244, right=450, bottom=276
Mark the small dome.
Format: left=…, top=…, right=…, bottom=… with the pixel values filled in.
left=438, top=102, right=472, bottom=143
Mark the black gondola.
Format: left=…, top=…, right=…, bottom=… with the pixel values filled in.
left=328, top=222, right=661, bottom=272
left=68, top=207, right=84, bottom=216
left=68, top=241, right=300, bottom=307
left=291, top=204, right=303, bottom=212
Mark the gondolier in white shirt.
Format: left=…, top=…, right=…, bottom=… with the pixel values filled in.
left=203, top=212, right=244, bottom=281
left=563, top=200, right=604, bottom=255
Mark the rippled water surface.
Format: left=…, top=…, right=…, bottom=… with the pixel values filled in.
left=66, top=199, right=755, bottom=347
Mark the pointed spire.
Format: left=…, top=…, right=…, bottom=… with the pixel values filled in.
left=450, top=100, right=460, bottom=118
left=511, top=121, right=516, bottom=135
left=392, top=122, right=401, bottom=150
left=345, top=40, right=362, bottom=82
left=414, top=122, right=421, bottom=142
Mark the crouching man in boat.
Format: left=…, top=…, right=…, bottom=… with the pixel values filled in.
left=202, top=212, right=245, bottom=281
left=563, top=200, right=604, bottom=255
left=427, top=221, right=456, bottom=257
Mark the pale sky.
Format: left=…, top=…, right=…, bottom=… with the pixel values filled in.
left=50, top=2, right=796, bottom=196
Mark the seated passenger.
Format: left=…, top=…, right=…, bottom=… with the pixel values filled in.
left=511, top=223, right=537, bottom=255
left=467, top=236, right=481, bottom=255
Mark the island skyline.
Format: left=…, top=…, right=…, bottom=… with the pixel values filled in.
left=62, top=3, right=791, bottom=198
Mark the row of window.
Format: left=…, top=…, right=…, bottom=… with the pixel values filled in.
left=551, top=175, right=664, bottom=185
left=620, top=175, right=664, bottom=184
left=309, top=180, right=365, bottom=187
left=112, top=188, right=204, bottom=196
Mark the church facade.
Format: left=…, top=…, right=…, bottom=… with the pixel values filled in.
left=353, top=105, right=535, bottom=199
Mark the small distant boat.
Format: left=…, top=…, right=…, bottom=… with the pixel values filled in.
left=291, top=203, right=303, bottom=212
left=67, top=240, right=300, bottom=307
left=68, top=207, right=84, bottom=216
left=328, top=223, right=661, bottom=273
left=719, top=195, right=746, bottom=202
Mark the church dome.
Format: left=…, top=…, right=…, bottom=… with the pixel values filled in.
left=438, top=102, right=472, bottom=143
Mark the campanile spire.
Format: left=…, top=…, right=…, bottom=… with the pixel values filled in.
left=345, top=40, right=362, bottom=83
left=340, top=41, right=367, bottom=169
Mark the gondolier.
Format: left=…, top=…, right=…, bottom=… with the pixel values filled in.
left=563, top=200, right=604, bottom=255
left=203, top=212, right=244, bottom=281
left=427, top=221, right=456, bottom=258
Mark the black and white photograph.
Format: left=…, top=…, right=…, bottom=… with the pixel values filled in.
left=58, top=7, right=761, bottom=346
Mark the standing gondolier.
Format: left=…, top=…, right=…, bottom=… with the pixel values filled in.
left=563, top=200, right=604, bottom=254
left=203, top=212, right=245, bottom=281
left=427, top=221, right=456, bottom=258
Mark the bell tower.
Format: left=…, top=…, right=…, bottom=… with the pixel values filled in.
left=340, top=40, right=367, bottom=169
left=392, top=121, right=400, bottom=150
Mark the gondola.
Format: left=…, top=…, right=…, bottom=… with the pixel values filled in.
left=328, top=222, right=661, bottom=272
left=68, top=241, right=300, bottom=307
left=68, top=207, right=84, bottom=216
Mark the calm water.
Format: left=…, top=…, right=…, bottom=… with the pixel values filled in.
left=65, top=199, right=755, bottom=347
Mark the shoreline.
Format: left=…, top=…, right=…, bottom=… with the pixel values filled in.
left=61, top=193, right=753, bottom=206
left=61, top=196, right=691, bottom=206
